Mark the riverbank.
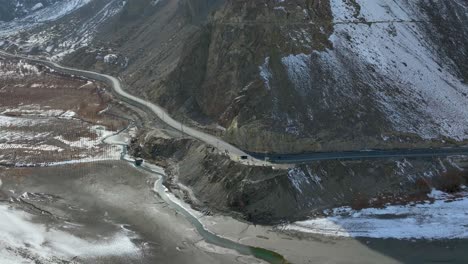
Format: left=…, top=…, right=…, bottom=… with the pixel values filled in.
left=0, top=161, right=261, bottom=264
left=137, top=159, right=468, bottom=264
left=3, top=155, right=468, bottom=264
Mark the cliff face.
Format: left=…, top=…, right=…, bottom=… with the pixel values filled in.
left=161, top=0, right=336, bottom=152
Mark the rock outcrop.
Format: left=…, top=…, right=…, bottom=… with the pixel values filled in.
left=132, top=132, right=463, bottom=224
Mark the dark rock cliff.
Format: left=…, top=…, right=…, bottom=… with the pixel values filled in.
left=131, top=132, right=463, bottom=224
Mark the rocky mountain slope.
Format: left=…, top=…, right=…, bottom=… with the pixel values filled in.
left=3, top=0, right=466, bottom=153
left=159, top=0, right=468, bottom=153
left=36, top=0, right=467, bottom=154
left=0, top=0, right=63, bottom=22
left=0, top=0, right=125, bottom=59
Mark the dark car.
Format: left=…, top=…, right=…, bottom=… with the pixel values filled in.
left=135, top=159, right=144, bottom=166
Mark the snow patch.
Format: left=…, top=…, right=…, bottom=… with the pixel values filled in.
left=287, top=168, right=310, bottom=193
left=281, top=53, right=311, bottom=96
left=285, top=189, right=468, bottom=239
left=104, top=54, right=118, bottom=64
left=31, top=3, right=44, bottom=11
left=259, top=57, right=272, bottom=90
left=0, top=204, right=140, bottom=262
left=150, top=0, right=161, bottom=6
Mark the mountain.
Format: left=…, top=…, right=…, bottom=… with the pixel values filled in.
left=0, top=0, right=124, bottom=59
left=158, top=0, right=468, bottom=153
left=0, top=0, right=63, bottom=22
left=62, top=0, right=468, bottom=154
left=4, top=0, right=466, bottom=153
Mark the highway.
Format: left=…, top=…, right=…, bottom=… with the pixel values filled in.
left=247, top=147, right=468, bottom=164
left=0, top=51, right=263, bottom=164
left=2, top=50, right=468, bottom=165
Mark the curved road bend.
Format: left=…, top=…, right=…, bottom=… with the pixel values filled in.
left=2, top=50, right=468, bottom=165
left=0, top=51, right=265, bottom=164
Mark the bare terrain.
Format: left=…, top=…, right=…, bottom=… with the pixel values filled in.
left=0, top=57, right=249, bottom=263
left=0, top=57, right=129, bottom=166
left=0, top=161, right=250, bottom=264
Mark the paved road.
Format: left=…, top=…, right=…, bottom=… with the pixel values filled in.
left=248, top=147, right=468, bottom=163
left=0, top=51, right=262, bottom=164
left=2, top=50, right=468, bottom=165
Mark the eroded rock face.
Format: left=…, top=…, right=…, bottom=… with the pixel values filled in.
left=132, top=133, right=462, bottom=224
left=160, top=0, right=334, bottom=152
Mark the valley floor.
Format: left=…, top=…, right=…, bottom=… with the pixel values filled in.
left=0, top=161, right=246, bottom=264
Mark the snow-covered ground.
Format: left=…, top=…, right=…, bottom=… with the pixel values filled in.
left=0, top=0, right=126, bottom=61
left=0, top=59, right=41, bottom=78
left=260, top=0, right=468, bottom=140
left=0, top=111, right=122, bottom=166
left=324, top=0, right=468, bottom=140
left=0, top=56, right=127, bottom=166
left=0, top=0, right=92, bottom=36
left=0, top=204, right=141, bottom=263
left=2, top=107, right=64, bottom=117
left=285, top=189, right=468, bottom=239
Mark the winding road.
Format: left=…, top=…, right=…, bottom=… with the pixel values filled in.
left=2, top=50, right=468, bottom=164
left=0, top=50, right=263, bottom=164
